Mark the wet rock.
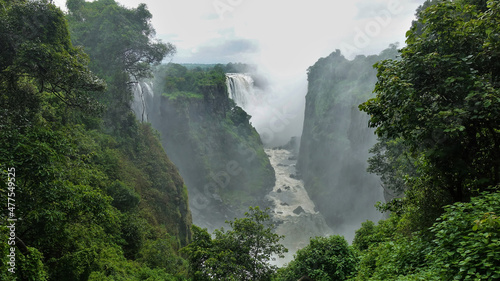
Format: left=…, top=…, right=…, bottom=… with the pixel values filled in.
left=284, top=185, right=291, bottom=190
left=293, top=206, right=305, bottom=215
left=280, top=202, right=289, bottom=206
left=277, top=188, right=282, bottom=193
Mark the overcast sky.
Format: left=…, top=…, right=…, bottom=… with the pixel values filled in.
left=53, top=0, right=425, bottom=76
left=53, top=0, right=425, bottom=142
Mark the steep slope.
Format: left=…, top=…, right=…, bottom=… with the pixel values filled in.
left=141, top=64, right=275, bottom=230
left=0, top=1, right=191, bottom=279
left=297, top=47, right=398, bottom=235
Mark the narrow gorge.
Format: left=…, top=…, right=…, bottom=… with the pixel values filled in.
left=131, top=59, right=395, bottom=261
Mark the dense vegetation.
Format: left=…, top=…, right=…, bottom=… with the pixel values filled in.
left=183, top=207, right=287, bottom=281
left=1, top=0, right=190, bottom=280
left=288, top=0, right=500, bottom=280
left=360, top=0, right=500, bottom=230
left=2, top=0, right=499, bottom=280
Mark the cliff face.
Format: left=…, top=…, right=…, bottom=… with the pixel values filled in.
left=297, top=48, right=397, bottom=231
left=143, top=64, right=275, bottom=230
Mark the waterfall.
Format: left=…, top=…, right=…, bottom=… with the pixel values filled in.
left=226, top=73, right=259, bottom=110
left=226, top=72, right=332, bottom=265
left=131, top=81, right=154, bottom=122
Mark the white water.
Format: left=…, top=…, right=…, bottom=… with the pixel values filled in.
left=265, top=148, right=332, bottom=265
left=226, top=73, right=259, bottom=110
left=133, top=74, right=333, bottom=266
left=131, top=81, right=154, bottom=122
left=226, top=73, right=332, bottom=265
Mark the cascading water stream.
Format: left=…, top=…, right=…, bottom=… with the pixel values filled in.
left=226, top=73, right=258, bottom=110
left=131, top=81, right=154, bottom=122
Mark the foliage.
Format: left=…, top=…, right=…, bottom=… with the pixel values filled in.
left=0, top=0, right=105, bottom=127
left=350, top=2, right=500, bottom=279
left=66, top=0, right=173, bottom=80
left=429, top=191, right=500, bottom=280
left=352, top=221, right=432, bottom=280
left=348, top=192, right=500, bottom=280
left=66, top=0, right=175, bottom=132
left=367, top=136, right=418, bottom=201
left=159, top=63, right=227, bottom=102
left=182, top=207, right=287, bottom=281
left=277, top=235, right=357, bottom=281
left=0, top=1, right=191, bottom=280
left=360, top=0, right=500, bottom=204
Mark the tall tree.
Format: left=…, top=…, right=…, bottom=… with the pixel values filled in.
left=182, top=207, right=287, bottom=281
left=360, top=0, right=500, bottom=218
left=66, top=0, right=175, bottom=131
left=0, top=0, right=105, bottom=127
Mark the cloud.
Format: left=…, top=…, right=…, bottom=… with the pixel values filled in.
left=54, top=0, right=424, bottom=65
left=173, top=38, right=259, bottom=64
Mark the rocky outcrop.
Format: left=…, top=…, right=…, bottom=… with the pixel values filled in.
left=297, top=47, right=398, bottom=233
left=139, top=64, right=275, bottom=231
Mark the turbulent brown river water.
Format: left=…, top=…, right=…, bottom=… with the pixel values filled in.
left=265, top=148, right=332, bottom=265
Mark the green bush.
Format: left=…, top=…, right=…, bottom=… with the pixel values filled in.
left=352, top=215, right=433, bottom=280
left=278, top=235, right=358, bottom=281
left=429, top=191, right=500, bottom=280
left=353, top=192, right=500, bottom=280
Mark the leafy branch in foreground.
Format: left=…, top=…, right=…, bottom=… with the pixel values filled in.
left=182, top=206, right=287, bottom=281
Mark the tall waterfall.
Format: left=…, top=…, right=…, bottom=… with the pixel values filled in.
left=131, top=81, right=154, bottom=122
left=226, top=73, right=259, bottom=110
left=226, top=72, right=306, bottom=147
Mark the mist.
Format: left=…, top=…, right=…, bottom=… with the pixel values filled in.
left=56, top=0, right=425, bottom=258
left=111, top=0, right=424, bottom=244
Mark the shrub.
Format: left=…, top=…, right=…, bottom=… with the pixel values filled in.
left=429, top=191, right=500, bottom=280
left=278, top=235, right=358, bottom=281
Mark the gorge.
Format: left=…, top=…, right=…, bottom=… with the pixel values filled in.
left=131, top=60, right=392, bottom=258
left=5, top=0, right=500, bottom=279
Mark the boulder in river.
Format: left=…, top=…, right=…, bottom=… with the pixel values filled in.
left=293, top=206, right=305, bottom=215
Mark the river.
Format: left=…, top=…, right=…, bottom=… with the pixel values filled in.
left=265, top=147, right=333, bottom=265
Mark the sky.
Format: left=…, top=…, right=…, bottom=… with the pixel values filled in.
left=53, top=0, right=425, bottom=73
left=53, top=0, right=426, bottom=144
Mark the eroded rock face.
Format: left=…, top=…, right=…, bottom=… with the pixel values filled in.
left=297, top=48, right=398, bottom=238
left=134, top=66, right=275, bottom=232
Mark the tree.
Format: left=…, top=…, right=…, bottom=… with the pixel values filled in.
left=66, top=0, right=176, bottom=131
left=276, top=236, right=358, bottom=281
left=1, top=2, right=191, bottom=280
left=367, top=136, right=418, bottom=202
left=0, top=0, right=105, bottom=127
left=360, top=0, right=500, bottom=209
left=182, top=207, right=287, bottom=280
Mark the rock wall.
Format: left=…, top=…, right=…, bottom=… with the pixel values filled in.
left=297, top=47, right=398, bottom=237
left=140, top=64, right=275, bottom=230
